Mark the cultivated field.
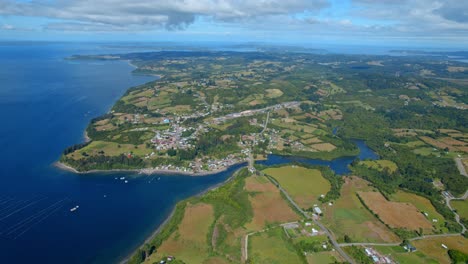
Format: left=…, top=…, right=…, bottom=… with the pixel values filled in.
left=358, top=191, right=433, bottom=231
left=147, top=203, right=214, bottom=264
left=249, top=227, right=303, bottom=264
left=244, top=176, right=300, bottom=230
left=306, top=251, right=345, bottom=264
left=412, top=235, right=468, bottom=264
left=391, top=191, right=448, bottom=233
left=373, top=245, right=439, bottom=264
left=322, top=176, right=400, bottom=243
left=451, top=199, right=468, bottom=220
left=263, top=166, right=331, bottom=209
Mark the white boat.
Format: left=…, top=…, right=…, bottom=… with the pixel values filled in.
left=70, top=205, right=79, bottom=212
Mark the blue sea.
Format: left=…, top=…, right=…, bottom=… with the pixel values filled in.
left=0, top=42, right=378, bottom=263
left=0, top=42, right=245, bottom=263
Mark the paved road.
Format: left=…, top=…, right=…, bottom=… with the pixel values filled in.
left=445, top=192, right=468, bottom=234
left=455, top=158, right=468, bottom=177
left=261, top=111, right=270, bottom=134
left=339, top=233, right=463, bottom=247
left=262, top=173, right=355, bottom=264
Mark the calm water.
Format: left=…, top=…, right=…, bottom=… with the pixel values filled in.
left=0, top=42, right=245, bottom=263
left=0, top=42, right=378, bottom=264
left=259, top=140, right=379, bottom=175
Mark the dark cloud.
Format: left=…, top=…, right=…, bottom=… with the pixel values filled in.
left=434, top=1, right=468, bottom=23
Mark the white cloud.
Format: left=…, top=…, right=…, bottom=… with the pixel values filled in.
left=0, top=0, right=329, bottom=30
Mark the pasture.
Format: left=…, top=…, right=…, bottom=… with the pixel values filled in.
left=262, top=166, right=331, bottom=209
left=451, top=199, right=468, bottom=220
left=147, top=203, right=214, bottom=264
left=359, top=160, right=398, bottom=173
left=249, top=227, right=303, bottom=264
left=244, top=176, right=300, bottom=230
left=358, top=191, right=433, bottom=232
left=322, top=176, right=399, bottom=243
left=412, top=235, right=468, bottom=264
left=391, top=191, right=447, bottom=233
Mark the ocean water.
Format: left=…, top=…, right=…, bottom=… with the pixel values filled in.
left=0, top=42, right=378, bottom=264
left=0, top=42, right=244, bottom=263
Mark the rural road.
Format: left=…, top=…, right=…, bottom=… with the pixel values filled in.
left=445, top=191, right=468, bottom=234
left=455, top=158, right=467, bottom=177
left=339, top=233, right=463, bottom=247
left=262, top=173, right=355, bottom=264
left=261, top=111, right=270, bottom=134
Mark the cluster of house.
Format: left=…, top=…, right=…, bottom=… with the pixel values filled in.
left=206, top=154, right=245, bottom=171
left=150, top=123, right=195, bottom=151
left=364, top=247, right=394, bottom=264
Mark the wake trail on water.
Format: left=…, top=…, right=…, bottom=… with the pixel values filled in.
left=0, top=197, right=69, bottom=239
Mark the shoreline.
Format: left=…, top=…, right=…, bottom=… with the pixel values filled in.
left=54, top=161, right=248, bottom=177
left=119, top=167, right=245, bottom=264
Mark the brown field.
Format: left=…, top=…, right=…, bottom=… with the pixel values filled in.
left=438, top=129, right=461, bottom=134
left=412, top=235, right=468, bottom=264
left=244, top=176, right=300, bottom=231
left=419, top=136, right=454, bottom=150
left=420, top=136, right=468, bottom=152
left=322, top=176, right=400, bottom=243
left=439, top=137, right=467, bottom=146
left=149, top=203, right=215, bottom=264
left=358, top=191, right=432, bottom=231
left=311, top=143, right=336, bottom=152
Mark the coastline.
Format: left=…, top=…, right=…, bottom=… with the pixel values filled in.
left=119, top=167, right=245, bottom=264
left=54, top=160, right=248, bottom=177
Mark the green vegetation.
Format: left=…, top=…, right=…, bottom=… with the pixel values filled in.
left=249, top=227, right=304, bottom=264
left=448, top=249, right=468, bottom=264
left=263, top=165, right=331, bottom=208
left=343, top=246, right=373, bottom=264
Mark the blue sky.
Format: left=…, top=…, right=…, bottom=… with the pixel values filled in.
left=1, top=0, right=468, bottom=48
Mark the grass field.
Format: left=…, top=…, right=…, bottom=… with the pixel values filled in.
left=412, top=235, right=468, bottom=264
left=263, top=165, right=331, bottom=209
left=391, top=191, right=448, bottom=233
left=244, top=176, right=300, bottom=230
left=359, top=160, right=398, bottom=173
left=358, top=191, right=432, bottom=231
left=373, top=245, right=438, bottom=264
left=147, top=203, right=214, bottom=264
left=322, top=177, right=400, bottom=243
left=451, top=199, right=468, bottom=220
left=265, top=88, right=284, bottom=98
left=306, top=251, right=344, bottom=264
left=249, top=227, right=303, bottom=264
left=66, top=140, right=152, bottom=159
left=310, top=143, right=336, bottom=152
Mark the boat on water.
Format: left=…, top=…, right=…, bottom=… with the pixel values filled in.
left=70, top=205, right=79, bottom=212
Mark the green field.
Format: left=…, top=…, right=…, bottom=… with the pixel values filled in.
left=373, top=246, right=438, bottom=264
left=249, top=227, right=303, bottom=264
left=263, top=165, right=331, bottom=208
left=67, top=140, right=152, bottom=158
left=451, top=199, right=468, bottom=220
left=359, top=160, right=398, bottom=173
left=323, top=177, right=400, bottom=243
left=306, top=251, right=343, bottom=264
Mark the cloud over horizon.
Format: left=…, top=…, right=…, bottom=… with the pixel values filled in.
left=1, top=0, right=468, bottom=45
